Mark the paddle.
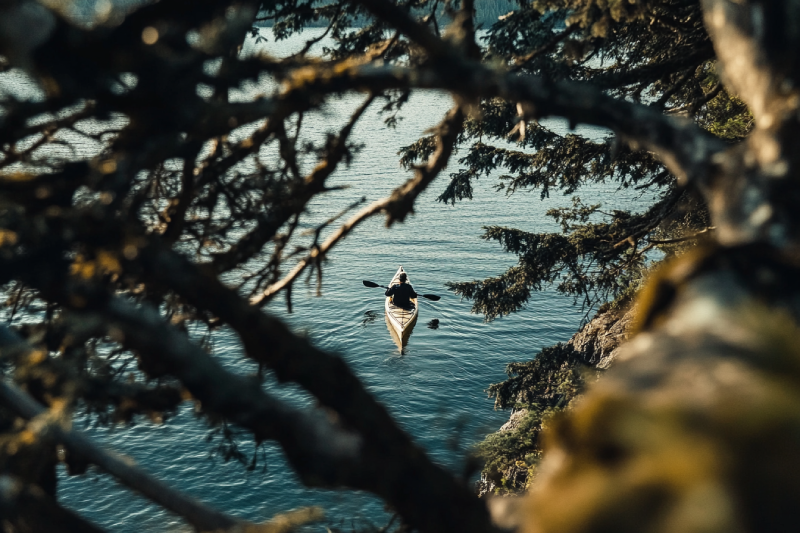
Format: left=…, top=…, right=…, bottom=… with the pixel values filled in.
left=362, top=280, right=441, bottom=301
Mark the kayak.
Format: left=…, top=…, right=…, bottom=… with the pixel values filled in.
left=385, top=266, right=419, bottom=349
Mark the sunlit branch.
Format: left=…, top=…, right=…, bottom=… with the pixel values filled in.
left=383, top=105, right=463, bottom=223
left=254, top=195, right=385, bottom=304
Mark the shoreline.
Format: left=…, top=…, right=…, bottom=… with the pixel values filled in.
left=476, top=302, right=635, bottom=496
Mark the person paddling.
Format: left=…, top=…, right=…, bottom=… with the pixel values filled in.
left=385, top=273, right=417, bottom=309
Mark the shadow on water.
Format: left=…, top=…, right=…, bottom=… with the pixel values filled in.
left=427, top=319, right=440, bottom=330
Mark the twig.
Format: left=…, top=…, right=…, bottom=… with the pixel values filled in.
left=688, top=81, right=724, bottom=116
left=254, top=195, right=387, bottom=304
left=647, top=226, right=715, bottom=245
left=654, top=68, right=696, bottom=109
left=511, top=25, right=578, bottom=72
left=210, top=94, right=375, bottom=273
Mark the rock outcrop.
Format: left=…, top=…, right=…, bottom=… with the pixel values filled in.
left=476, top=304, right=635, bottom=496
left=568, top=305, right=635, bottom=370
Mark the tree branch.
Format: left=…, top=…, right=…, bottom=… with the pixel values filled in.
left=331, top=0, right=726, bottom=184
left=647, top=226, right=715, bottom=245
left=0, top=475, right=106, bottom=533
left=210, top=95, right=376, bottom=273
left=0, top=372, right=241, bottom=532
left=253, top=105, right=463, bottom=303
left=276, top=58, right=724, bottom=186
left=511, top=25, right=579, bottom=71
left=590, top=45, right=715, bottom=89
left=253, top=196, right=387, bottom=304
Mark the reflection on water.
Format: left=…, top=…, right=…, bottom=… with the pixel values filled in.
left=427, top=319, right=440, bottom=330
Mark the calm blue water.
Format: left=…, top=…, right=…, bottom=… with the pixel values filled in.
left=0, top=29, right=656, bottom=531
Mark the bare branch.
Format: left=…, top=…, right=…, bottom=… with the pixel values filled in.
left=210, top=95, right=376, bottom=272
left=254, top=196, right=386, bottom=304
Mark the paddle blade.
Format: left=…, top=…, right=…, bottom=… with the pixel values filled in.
left=362, top=280, right=380, bottom=288
left=421, top=294, right=441, bottom=301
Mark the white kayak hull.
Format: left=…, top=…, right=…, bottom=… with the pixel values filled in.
left=385, top=266, right=419, bottom=348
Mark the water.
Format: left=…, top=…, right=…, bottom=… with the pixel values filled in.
left=0, top=29, right=656, bottom=531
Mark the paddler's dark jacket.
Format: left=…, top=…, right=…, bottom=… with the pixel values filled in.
left=385, top=283, right=417, bottom=308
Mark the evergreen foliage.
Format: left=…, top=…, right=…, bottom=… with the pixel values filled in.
left=477, top=300, right=633, bottom=494
left=399, top=0, right=747, bottom=318
left=475, top=407, right=550, bottom=493
left=259, top=0, right=519, bottom=28
left=488, top=343, right=586, bottom=410
left=439, top=0, right=737, bottom=490
left=476, top=341, right=586, bottom=493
